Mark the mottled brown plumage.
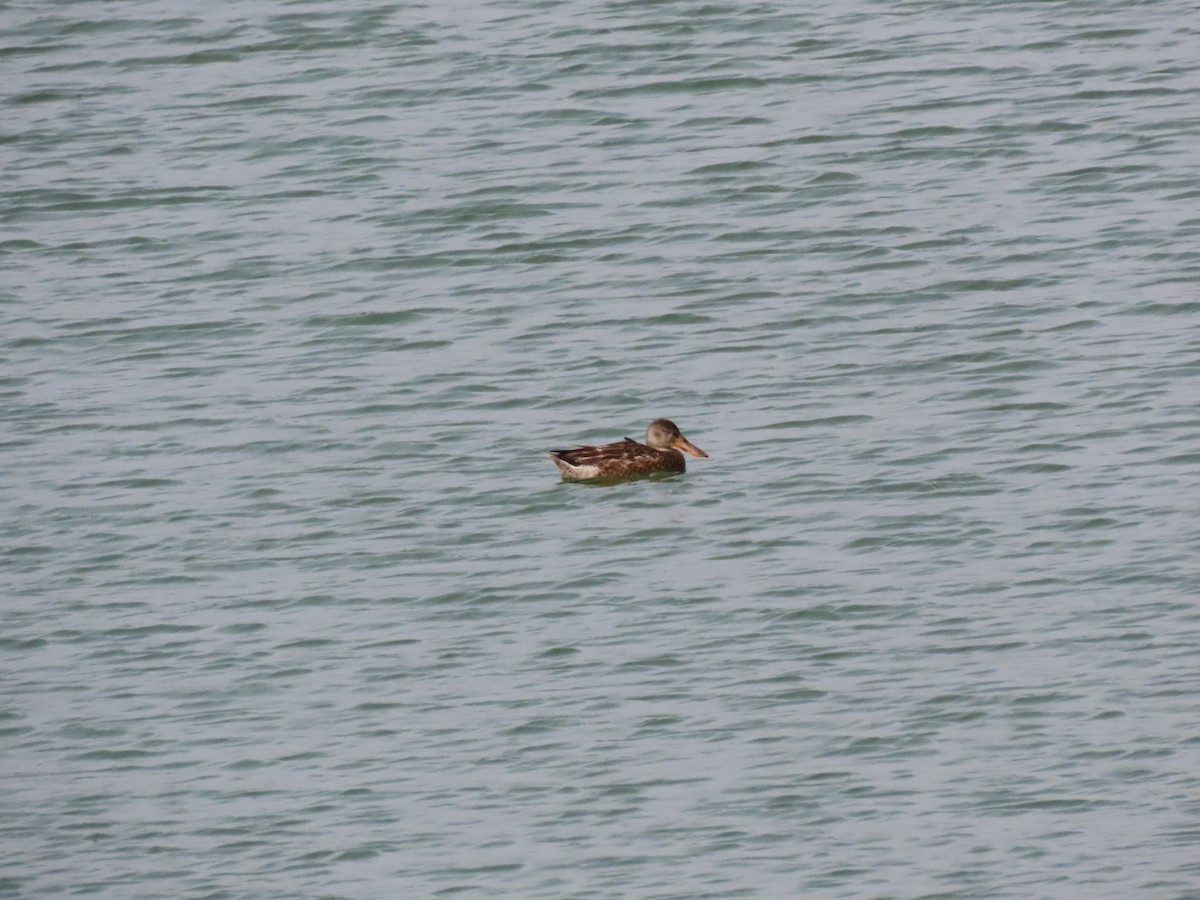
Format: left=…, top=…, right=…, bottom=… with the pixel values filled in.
left=548, top=419, right=708, bottom=481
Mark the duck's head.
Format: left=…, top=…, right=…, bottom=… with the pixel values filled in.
left=645, top=418, right=708, bottom=457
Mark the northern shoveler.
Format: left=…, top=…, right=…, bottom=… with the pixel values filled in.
left=547, top=418, right=708, bottom=481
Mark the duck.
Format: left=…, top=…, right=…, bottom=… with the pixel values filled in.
left=547, top=418, right=708, bottom=481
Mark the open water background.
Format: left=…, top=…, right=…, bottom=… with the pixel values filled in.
left=4, top=1, right=1200, bottom=896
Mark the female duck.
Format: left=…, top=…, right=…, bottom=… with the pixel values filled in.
left=548, top=419, right=708, bottom=480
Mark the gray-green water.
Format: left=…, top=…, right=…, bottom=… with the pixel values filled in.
left=4, top=1, right=1200, bottom=896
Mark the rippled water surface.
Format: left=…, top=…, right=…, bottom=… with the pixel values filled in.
left=4, top=1, right=1200, bottom=896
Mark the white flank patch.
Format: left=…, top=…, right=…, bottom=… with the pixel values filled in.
left=548, top=453, right=601, bottom=480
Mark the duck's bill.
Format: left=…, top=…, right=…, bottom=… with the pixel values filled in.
left=673, top=437, right=708, bottom=458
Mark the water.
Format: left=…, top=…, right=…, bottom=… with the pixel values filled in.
left=4, top=1, right=1200, bottom=896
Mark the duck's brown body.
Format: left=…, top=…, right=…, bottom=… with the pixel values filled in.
left=548, top=419, right=707, bottom=481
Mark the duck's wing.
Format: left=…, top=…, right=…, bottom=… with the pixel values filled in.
left=548, top=437, right=669, bottom=478
left=548, top=437, right=641, bottom=467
